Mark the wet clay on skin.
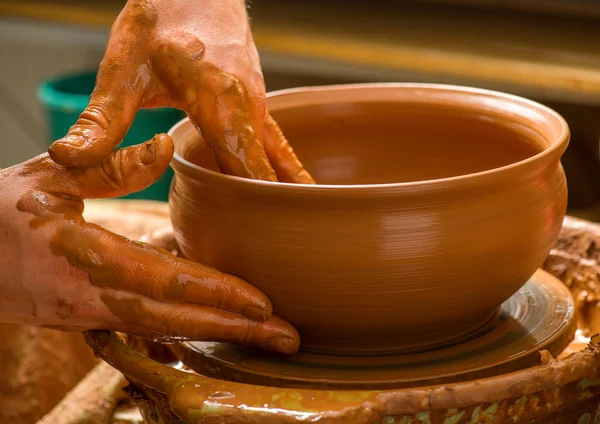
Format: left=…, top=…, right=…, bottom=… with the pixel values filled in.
left=188, top=101, right=542, bottom=185
left=3, top=134, right=299, bottom=355
left=26, top=0, right=318, bottom=355
left=46, top=0, right=313, bottom=185
left=170, top=84, right=569, bottom=354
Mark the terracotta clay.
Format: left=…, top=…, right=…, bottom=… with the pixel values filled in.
left=83, top=216, right=600, bottom=424
left=84, top=330, right=600, bottom=424
left=46, top=0, right=313, bottom=184
left=0, top=135, right=298, bottom=354
left=169, top=83, right=570, bottom=354
left=543, top=216, right=600, bottom=337
left=173, top=269, right=577, bottom=389
left=0, top=200, right=169, bottom=424
left=0, top=200, right=173, bottom=424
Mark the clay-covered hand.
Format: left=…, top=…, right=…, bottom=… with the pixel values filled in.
left=0, top=135, right=299, bottom=354
left=47, top=0, right=314, bottom=184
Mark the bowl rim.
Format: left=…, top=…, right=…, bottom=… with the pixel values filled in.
left=169, top=82, right=569, bottom=194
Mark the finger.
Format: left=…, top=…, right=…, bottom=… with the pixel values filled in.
left=57, top=220, right=272, bottom=321
left=263, top=112, right=316, bottom=184
left=66, top=134, right=173, bottom=199
left=183, top=63, right=278, bottom=181
left=48, top=49, right=148, bottom=167
left=101, top=292, right=300, bottom=354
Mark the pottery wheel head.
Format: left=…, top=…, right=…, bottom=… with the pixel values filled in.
left=175, top=269, right=575, bottom=389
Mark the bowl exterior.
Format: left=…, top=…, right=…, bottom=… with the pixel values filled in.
left=169, top=158, right=567, bottom=354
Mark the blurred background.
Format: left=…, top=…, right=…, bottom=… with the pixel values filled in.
left=1, top=0, right=599, bottom=217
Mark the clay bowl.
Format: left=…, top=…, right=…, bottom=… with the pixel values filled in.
left=168, top=83, right=569, bottom=354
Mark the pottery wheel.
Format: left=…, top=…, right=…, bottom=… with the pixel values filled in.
left=177, top=270, right=576, bottom=389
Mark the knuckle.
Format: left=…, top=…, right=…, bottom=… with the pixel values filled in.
left=116, top=0, right=157, bottom=32
left=157, top=30, right=206, bottom=62
left=98, top=151, right=127, bottom=191
left=218, top=73, right=246, bottom=97
left=130, top=0, right=157, bottom=23
left=237, top=323, right=255, bottom=344
left=56, top=298, right=79, bottom=321
left=78, top=102, right=112, bottom=133
left=160, top=266, right=187, bottom=302
left=252, top=90, right=267, bottom=117
left=162, top=309, right=187, bottom=336
left=213, top=290, right=225, bottom=311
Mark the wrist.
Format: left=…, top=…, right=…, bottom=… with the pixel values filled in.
left=154, top=0, right=247, bottom=13
left=152, top=0, right=250, bottom=32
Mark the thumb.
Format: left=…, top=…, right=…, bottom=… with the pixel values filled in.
left=68, top=134, right=174, bottom=199
left=48, top=56, right=145, bottom=167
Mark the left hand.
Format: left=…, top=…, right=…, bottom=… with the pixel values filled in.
left=0, top=135, right=299, bottom=354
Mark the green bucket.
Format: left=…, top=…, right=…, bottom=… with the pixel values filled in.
left=38, top=72, right=185, bottom=202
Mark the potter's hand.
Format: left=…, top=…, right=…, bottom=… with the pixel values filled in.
left=0, top=137, right=299, bottom=354
left=47, top=0, right=314, bottom=184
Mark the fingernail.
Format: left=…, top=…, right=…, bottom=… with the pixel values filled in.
left=139, top=141, right=157, bottom=164
left=242, top=305, right=269, bottom=321
left=268, top=336, right=298, bottom=354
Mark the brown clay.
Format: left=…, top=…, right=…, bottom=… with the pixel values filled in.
left=172, top=269, right=577, bottom=389
left=84, top=328, right=600, bottom=424
left=82, top=216, right=600, bottom=423
left=169, top=83, right=570, bottom=354
left=45, top=0, right=312, bottom=184
left=544, top=216, right=600, bottom=337
left=0, top=200, right=166, bottom=424
left=0, top=135, right=298, bottom=354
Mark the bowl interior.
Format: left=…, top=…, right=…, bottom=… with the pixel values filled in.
left=184, top=100, right=546, bottom=185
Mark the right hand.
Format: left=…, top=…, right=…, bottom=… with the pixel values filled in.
left=0, top=135, right=299, bottom=354
left=47, top=0, right=315, bottom=185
